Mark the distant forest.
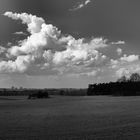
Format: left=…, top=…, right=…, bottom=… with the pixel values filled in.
left=0, top=88, right=87, bottom=96
left=87, top=73, right=140, bottom=96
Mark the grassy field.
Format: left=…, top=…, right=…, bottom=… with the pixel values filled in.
left=0, top=96, right=140, bottom=140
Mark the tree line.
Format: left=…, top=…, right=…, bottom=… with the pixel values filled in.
left=87, top=73, right=140, bottom=96
left=0, top=88, right=49, bottom=97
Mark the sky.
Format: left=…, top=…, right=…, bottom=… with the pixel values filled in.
left=0, top=0, right=140, bottom=88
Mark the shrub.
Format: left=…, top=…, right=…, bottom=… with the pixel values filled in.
left=28, top=90, right=49, bottom=99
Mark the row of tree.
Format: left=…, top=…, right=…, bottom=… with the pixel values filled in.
left=0, top=89, right=49, bottom=97
left=87, top=73, right=140, bottom=96
left=0, top=88, right=87, bottom=96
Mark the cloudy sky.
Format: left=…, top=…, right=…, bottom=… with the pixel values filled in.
left=0, top=0, right=140, bottom=88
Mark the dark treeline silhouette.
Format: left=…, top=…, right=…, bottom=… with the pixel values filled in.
left=87, top=73, right=140, bottom=96
left=0, top=88, right=49, bottom=97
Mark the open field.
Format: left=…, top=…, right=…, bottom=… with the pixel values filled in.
left=0, top=96, right=140, bottom=140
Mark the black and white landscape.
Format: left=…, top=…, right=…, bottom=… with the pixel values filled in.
left=0, top=0, right=140, bottom=139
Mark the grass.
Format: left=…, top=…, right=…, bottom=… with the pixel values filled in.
left=0, top=95, right=140, bottom=139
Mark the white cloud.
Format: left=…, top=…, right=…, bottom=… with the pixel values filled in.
left=116, top=48, right=122, bottom=55
left=0, top=55, right=34, bottom=73
left=4, top=11, right=45, bottom=34
left=53, top=36, right=107, bottom=66
left=80, top=69, right=101, bottom=77
left=110, top=54, right=139, bottom=69
left=116, top=68, right=131, bottom=78
left=0, top=11, right=126, bottom=77
left=70, top=0, right=91, bottom=11
left=120, top=54, right=139, bottom=62
left=111, top=41, right=125, bottom=45
left=14, top=31, right=27, bottom=35
left=110, top=54, right=140, bottom=79
left=0, top=46, right=6, bottom=54
left=116, top=64, right=140, bottom=78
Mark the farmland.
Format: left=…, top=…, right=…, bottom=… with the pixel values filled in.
left=0, top=96, right=140, bottom=139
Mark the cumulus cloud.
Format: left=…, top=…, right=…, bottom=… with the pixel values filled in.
left=4, top=12, right=45, bottom=34
left=116, top=64, right=140, bottom=78
left=111, top=41, right=125, bottom=45
left=110, top=54, right=139, bottom=69
left=116, top=68, right=131, bottom=78
left=0, top=11, right=110, bottom=76
left=0, top=46, right=6, bottom=54
left=116, top=48, right=122, bottom=56
left=0, top=11, right=128, bottom=78
left=0, top=55, right=34, bottom=73
left=70, top=0, right=91, bottom=11
left=120, top=54, right=139, bottom=62
left=14, top=31, right=27, bottom=35
left=109, top=54, right=140, bottom=79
